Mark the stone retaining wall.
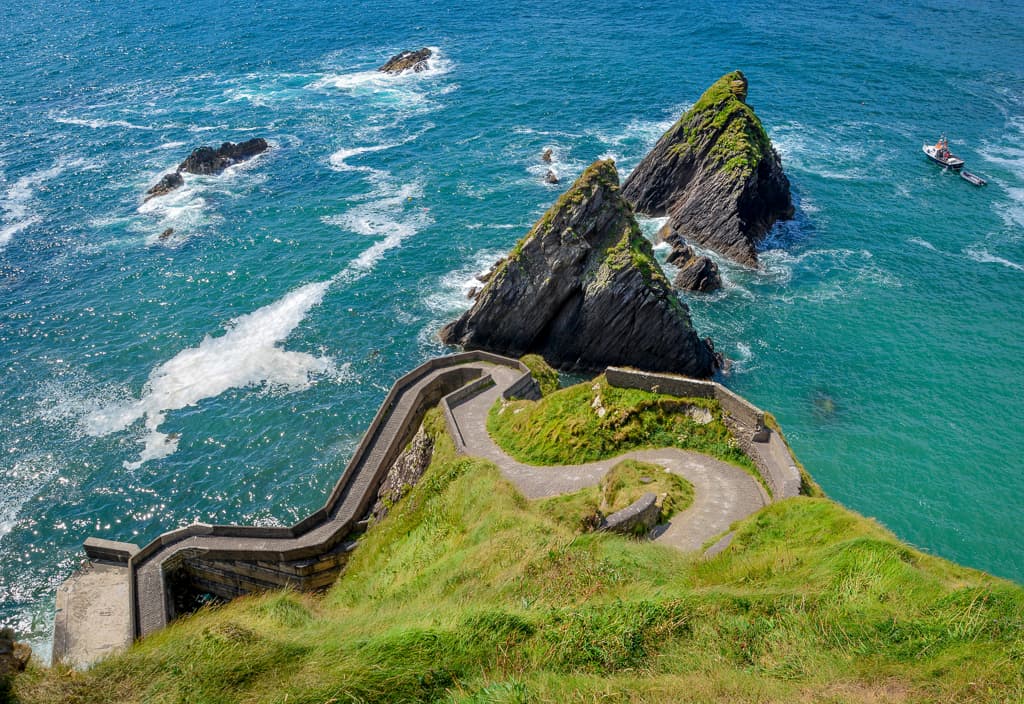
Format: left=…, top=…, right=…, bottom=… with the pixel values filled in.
left=604, top=367, right=799, bottom=500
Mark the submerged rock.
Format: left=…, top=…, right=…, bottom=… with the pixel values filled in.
left=440, top=159, right=718, bottom=377
left=674, top=255, right=722, bottom=293
left=622, top=71, right=793, bottom=267
left=378, top=48, right=432, bottom=74
left=144, top=172, right=184, bottom=201
left=158, top=227, right=174, bottom=241
left=178, top=138, right=269, bottom=175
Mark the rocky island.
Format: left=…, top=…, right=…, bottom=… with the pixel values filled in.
left=378, top=48, right=432, bottom=74
left=622, top=71, right=793, bottom=267
left=144, top=138, right=270, bottom=201
left=440, top=160, right=719, bottom=377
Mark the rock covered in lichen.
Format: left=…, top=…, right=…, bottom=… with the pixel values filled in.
left=440, top=159, right=718, bottom=377
left=378, top=48, right=432, bottom=74
left=622, top=71, right=793, bottom=267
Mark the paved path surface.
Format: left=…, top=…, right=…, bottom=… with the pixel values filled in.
left=451, top=367, right=769, bottom=553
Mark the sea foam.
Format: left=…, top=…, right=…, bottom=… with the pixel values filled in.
left=0, top=158, right=88, bottom=249
left=84, top=280, right=339, bottom=469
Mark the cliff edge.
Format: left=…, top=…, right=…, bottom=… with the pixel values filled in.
left=440, top=160, right=718, bottom=377
left=621, top=71, right=793, bottom=267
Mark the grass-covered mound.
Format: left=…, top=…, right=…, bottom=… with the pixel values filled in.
left=519, top=354, right=559, bottom=397
left=537, top=458, right=694, bottom=531
left=15, top=409, right=1024, bottom=703
left=488, top=375, right=753, bottom=471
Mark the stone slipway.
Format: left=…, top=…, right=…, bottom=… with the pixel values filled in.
left=54, top=352, right=801, bottom=668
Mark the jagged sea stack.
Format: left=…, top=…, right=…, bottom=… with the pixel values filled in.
left=622, top=71, right=793, bottom=267
left=440, top=160, right=718, bottom=377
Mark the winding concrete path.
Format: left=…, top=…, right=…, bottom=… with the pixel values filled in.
left=450, top=365, right=769, bottom=553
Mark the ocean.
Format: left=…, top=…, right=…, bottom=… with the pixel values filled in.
left=1, top=0, right=1022, bottom=658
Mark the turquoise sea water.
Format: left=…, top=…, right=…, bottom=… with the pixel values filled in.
left=2, top=1, right=1023, bottom=657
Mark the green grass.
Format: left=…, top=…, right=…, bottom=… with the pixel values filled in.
left=487, top=375, right=755, bottom=472
left=518, top=355, right=559, bottom=397
left=14, top=409, right=1024, bottom=703
left=672, top=70, right=774, bottom=179
left=536, top=459, right=694, bottom=532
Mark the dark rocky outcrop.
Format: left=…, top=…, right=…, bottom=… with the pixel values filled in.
left=544, top=169, right=559, bottom=184
left=378, top=48, right=432, bottom=74
left=0, top=628, right=30, bottom=678
left=674, top=256, right=722, bottom=293
left=159, top=228, right=174, bottom=241
left=440, top=159, right=718, bottom=377
left=144, top=139, right=269, bottom=202
left=178, top=138, right=269, bottom=176
left=144, top=172, right=184, bottom=201
left=541, top=148, right=553, bottom=163
left=370, top=424, right=434, bottom=523
left=622, top=71, right=793, bottom=267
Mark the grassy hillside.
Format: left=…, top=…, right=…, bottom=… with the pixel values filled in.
left=13, top=407, right=1024, bottom=703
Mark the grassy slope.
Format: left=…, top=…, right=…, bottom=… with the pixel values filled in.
left=15, top=411, right=1024, bottom=703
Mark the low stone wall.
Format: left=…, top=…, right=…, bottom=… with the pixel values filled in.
left=600, top=493, right=660, bottom=535
left=605, top=367, right=799, bottom=500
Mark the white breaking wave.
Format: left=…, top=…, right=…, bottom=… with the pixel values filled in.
left=328, top=143, right=400, bottom=174
left=0, top=217, right=41, bottom=249
left=310, top=46, right=452, bottom=92
left=0, top=158, right=88, bottom=250
left=53, top=115, right=153, bottom=131
left=964, top=246, right=1024, bottom=272
left=325, top=180, right=432, bottom=279
left=84, top=280, right=340, bottom=469
left=88, top=165, right=428, bottom=466
left=422, top=248, right=506, bottom=316
left=0, top=454, right=59, bottom=546
left=908, top=237, right=938, bottom=252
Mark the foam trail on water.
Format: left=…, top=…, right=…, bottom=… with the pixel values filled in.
left=964, top=247, right=1024, bottom=272
left=325, top=178, right=432, bottom=281
left=85, top=280, right=337, bottom=469
left=329, top=143, right=399, bottom=174
left=0, top=158, right=87, bottom=249
left=908, top=237, right=938, bottom=252
left=88, top=171, right=427, bottom=466
left=53, top=116, right=153, bottom=131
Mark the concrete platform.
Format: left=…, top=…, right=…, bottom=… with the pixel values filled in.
left=53, top=562, right=133, bottom=668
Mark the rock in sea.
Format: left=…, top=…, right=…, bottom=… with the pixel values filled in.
left=378, top=48, right=432, bottom=74
left=544, top=169, right=559, bottom=184
left=674, top=256, right=722, bottom=293
left=440, top=159, right=719, bottom=377
left=177, top=138, right=269, bottom=175
left=622, top=71, right=793, bottom=267
left=144, top=172, right=184, bottom=202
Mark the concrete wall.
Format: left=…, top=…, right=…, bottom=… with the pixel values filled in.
left=604, top=367, right=800, bottom=500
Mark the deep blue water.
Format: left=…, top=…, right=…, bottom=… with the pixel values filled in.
left=2, top=0, right=1023, bottom=658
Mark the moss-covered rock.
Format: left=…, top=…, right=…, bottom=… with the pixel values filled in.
left=440, top=160, right=718, bottom=377
left=622, top=71, right=793, bottom=267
